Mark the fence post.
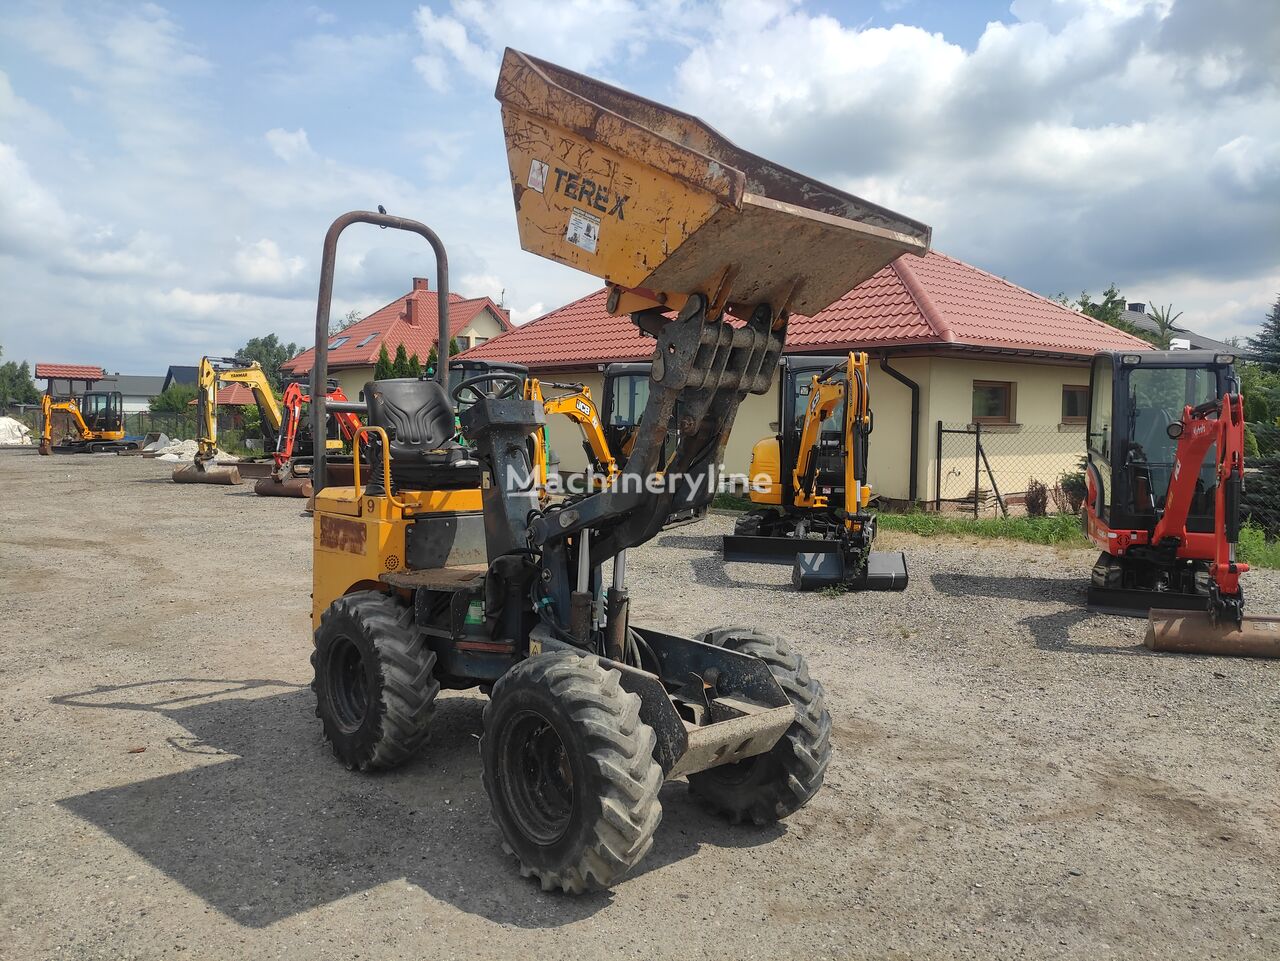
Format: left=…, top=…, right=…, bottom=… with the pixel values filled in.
left=935, top=420, right=943, bottom=512
left=973, top=422, right=982, bottom=518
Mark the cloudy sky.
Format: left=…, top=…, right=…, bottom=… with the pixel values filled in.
left=1, top=0, right=1276, bottom=375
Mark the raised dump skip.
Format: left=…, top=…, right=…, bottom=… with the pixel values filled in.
left=495, top=47, right=932, bottom=318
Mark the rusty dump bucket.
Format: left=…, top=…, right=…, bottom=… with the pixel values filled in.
left=495, top=49, right=931, bottom=316
left=1145, top=609, right=1280, bottom=658
left=172, top=463, right=241, bottom=485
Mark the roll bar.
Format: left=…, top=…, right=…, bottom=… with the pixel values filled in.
left=310, top=210, right=450, bottom=493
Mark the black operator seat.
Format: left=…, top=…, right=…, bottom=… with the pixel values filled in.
left=363, top=378, right=479, bottom=492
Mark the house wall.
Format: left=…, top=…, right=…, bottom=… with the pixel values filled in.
left=924, top=357, right=1089, bottom=506
left=457, top=310, right=506, bottom=349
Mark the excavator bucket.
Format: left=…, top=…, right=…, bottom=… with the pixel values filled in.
left=1145, top=609, right=1280, bottom=658
left=171, top=463, right=241, bottom=485
left=495, top=49, right=930, bottom=316
left=254, top=475, right=312, bottom=498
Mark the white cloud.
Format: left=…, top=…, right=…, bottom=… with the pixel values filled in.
left=413, top=5, right=498, bottom=92
left=510, top=301, right=546, bottom=325
left=456, top=272, right=503, bottom=299
left=265, top=128, right=314, bottom=163
left=233, top=238, right=306, bottom=288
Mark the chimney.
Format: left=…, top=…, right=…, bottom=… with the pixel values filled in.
left=1128, top=302, right=1146, bottom=314
left=404, top=295, right=418, bottom=327
left=412, top=277, right=429, bottom=291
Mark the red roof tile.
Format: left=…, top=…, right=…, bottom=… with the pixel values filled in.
left=35, top=363, right=105, bottom=381
left=283, top=279, right=511, bottom=375
left=461, top=250, right=1151, bottom=368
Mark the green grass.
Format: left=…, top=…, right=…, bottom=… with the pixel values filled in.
left=1239, top=525, right=1280, bottom=569
left=710, top=496, right=1280, bottom=569
left=875, top=511, right=1087, bottom=546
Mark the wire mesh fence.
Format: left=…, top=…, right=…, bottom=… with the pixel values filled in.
left=1, top=405, right=253, bottom=446
left=934, top=421, right=1086, bottom=518
left=933, top=419, right=1279, bottom=543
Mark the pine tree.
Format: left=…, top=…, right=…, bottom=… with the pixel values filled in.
left=374, top=344, right=394, bottom=381
left=426, top=344, right=438, bottom=371
left=1246, top=295, right=1280, bottom=372
left=449, top=336, right=461, bottom=356
left=392, top=343, right=410, bottom=377
left=407, top=353, right=422, bottom=378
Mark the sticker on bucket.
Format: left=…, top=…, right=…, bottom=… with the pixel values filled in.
left=527, top=159, right=548, bottom=193
left=565, top=207, right=600, bottom=254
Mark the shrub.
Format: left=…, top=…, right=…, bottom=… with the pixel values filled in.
left=1025, top=479, right=1048, bottom=517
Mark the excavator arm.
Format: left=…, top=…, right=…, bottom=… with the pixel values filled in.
left=1150, top=393, right=1249, bottom=625
left=540, top=381, right=618, bottom=481
left=792, top=352, right=872, bottom=521
left=192, top=356, right=282, bottom=468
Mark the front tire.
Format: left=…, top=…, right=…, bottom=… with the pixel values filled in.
left=481, top=653, right=663, bottom=893
left=311, top=590, right=439, bottom=771
left=688, top=627, right=831, bottom=825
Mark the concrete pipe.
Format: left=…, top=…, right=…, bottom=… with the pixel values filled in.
left=172, top=463, right=242, bottom=485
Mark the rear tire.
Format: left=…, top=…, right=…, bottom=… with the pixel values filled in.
left=688, top=627, right=831, bottom=825
left=481, top=653, right=663, bottom=893
left=311, top=590, right=438, bottom=771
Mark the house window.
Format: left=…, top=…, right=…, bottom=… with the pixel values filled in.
left=1061, top=385, right=1088, bottom=423
left=972, top=381, right=1015, bottom=424
left=473, top=336, right=488, bottom=345
left=328, top=336, right=350, bottom=350
left=356, top=332, right=379, bottom=348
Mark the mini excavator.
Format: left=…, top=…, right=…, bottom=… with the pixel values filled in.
left=38, top=389, right=136, bottom=455
left=1084, top=348, right=1278, bottom=656
left=304, top=48, right=931, bottom=892
left=726, top=352, right=908, bottom=591
left=172, top=357, right=281, bottom=485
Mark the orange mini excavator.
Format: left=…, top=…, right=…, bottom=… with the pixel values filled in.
left=1083, top=349, right=1278, bottom=656
left=253, top=379, right=363, bottom=497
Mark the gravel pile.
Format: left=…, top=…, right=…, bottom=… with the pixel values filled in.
left=153, top=438, right=239, bottom=462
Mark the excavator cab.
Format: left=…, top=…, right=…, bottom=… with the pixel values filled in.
left=600, top=362, right=683, bottom=470
left=78, top=391, right=125, bottom=435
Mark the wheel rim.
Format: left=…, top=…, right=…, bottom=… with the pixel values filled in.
left=499, top=710, right=575, bottom=845
left=327, top=635, right=370, bottom=733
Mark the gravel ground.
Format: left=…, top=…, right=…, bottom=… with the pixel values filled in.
left=1, top=449, right=1277, bottom=960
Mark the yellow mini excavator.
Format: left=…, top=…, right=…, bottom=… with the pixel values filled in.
left=38, top=389, right=136, bottom=455
left=526, top=376, right=618, bottom=493
left=304, top=49, right=930, bottom=893
left=172, top=356, right=282, bottom=485
left=726, top=352, right=908, bottom=591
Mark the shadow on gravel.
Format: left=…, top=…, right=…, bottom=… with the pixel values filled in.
left=930, top=572, right=1152, bottom=657
left=54, top=677, right=783, bottom=929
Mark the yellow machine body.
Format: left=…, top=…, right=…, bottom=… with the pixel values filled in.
left=747, top=437, right=783, bottom=506
left=39, top=393, right=127, bottom=452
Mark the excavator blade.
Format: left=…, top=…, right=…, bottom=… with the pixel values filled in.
left=172, top=463, right=242, bottom=485
left=253, top=475, right=312, bottom=498
left=1144, top=609, right=1280, bottom=658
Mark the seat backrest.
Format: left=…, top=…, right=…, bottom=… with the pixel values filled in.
left=364, top=378, right=455, bottom=456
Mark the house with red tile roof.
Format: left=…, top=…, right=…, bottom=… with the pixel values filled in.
left=282, top=277, right=512, bottom=403
left=462, top=250, right=1152, bottom=504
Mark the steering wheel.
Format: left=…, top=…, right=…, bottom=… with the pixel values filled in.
left=451, top=372, right=524, bottom=406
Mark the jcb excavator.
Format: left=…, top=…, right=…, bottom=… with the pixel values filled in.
left=1084, top=348, right=1277, bottom=655
left=38, top=390, right=137, bottom=455
left=304, top=49, right=930, bottom=893
left=725, top=352, right=908, bottom=591
left=526, top=377, right=617, bottom=492
left=172, top=357, right=282, bottom=485
left=253, top=379, right=363, bottom=498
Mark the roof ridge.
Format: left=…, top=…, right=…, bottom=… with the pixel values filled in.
left=927, top=250, right=1152, bottom=349
left=891, top=256, right=955, bottom=344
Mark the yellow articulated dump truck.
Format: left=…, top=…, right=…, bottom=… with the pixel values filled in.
left=302, top=48, right=931, bottom=893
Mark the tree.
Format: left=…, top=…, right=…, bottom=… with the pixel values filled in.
left=1246, top=295, right=1280, bottom=372
left=374, top=344, right=394, bottom=381
left=334, top=309, right=363, bottom=332
left=407, top=352, right=422, bottom=378
left=426, top=337, right=460, bottom=371
left=1144, top=303, right=1184, bottom=350
left=150, top=384, right=198, bottom=412
left=392, top=343, right=410, bottom=377
left=0, top=346, right=40, bottom=406
left=1075, top=283, right=1137, bottom=333
left=236, top=334, right=299, bottom=391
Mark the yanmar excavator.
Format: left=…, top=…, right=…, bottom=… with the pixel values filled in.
left=725, top=352, right=908, bottom=591
left=303, top=49, right=930, bottom=893
left=1085, top=349, right=1278, bottom=655
left=172, top=357, right=282, bottom=485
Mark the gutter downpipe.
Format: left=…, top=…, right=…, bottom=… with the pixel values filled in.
left=878, top=354, right=920, bottom=505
